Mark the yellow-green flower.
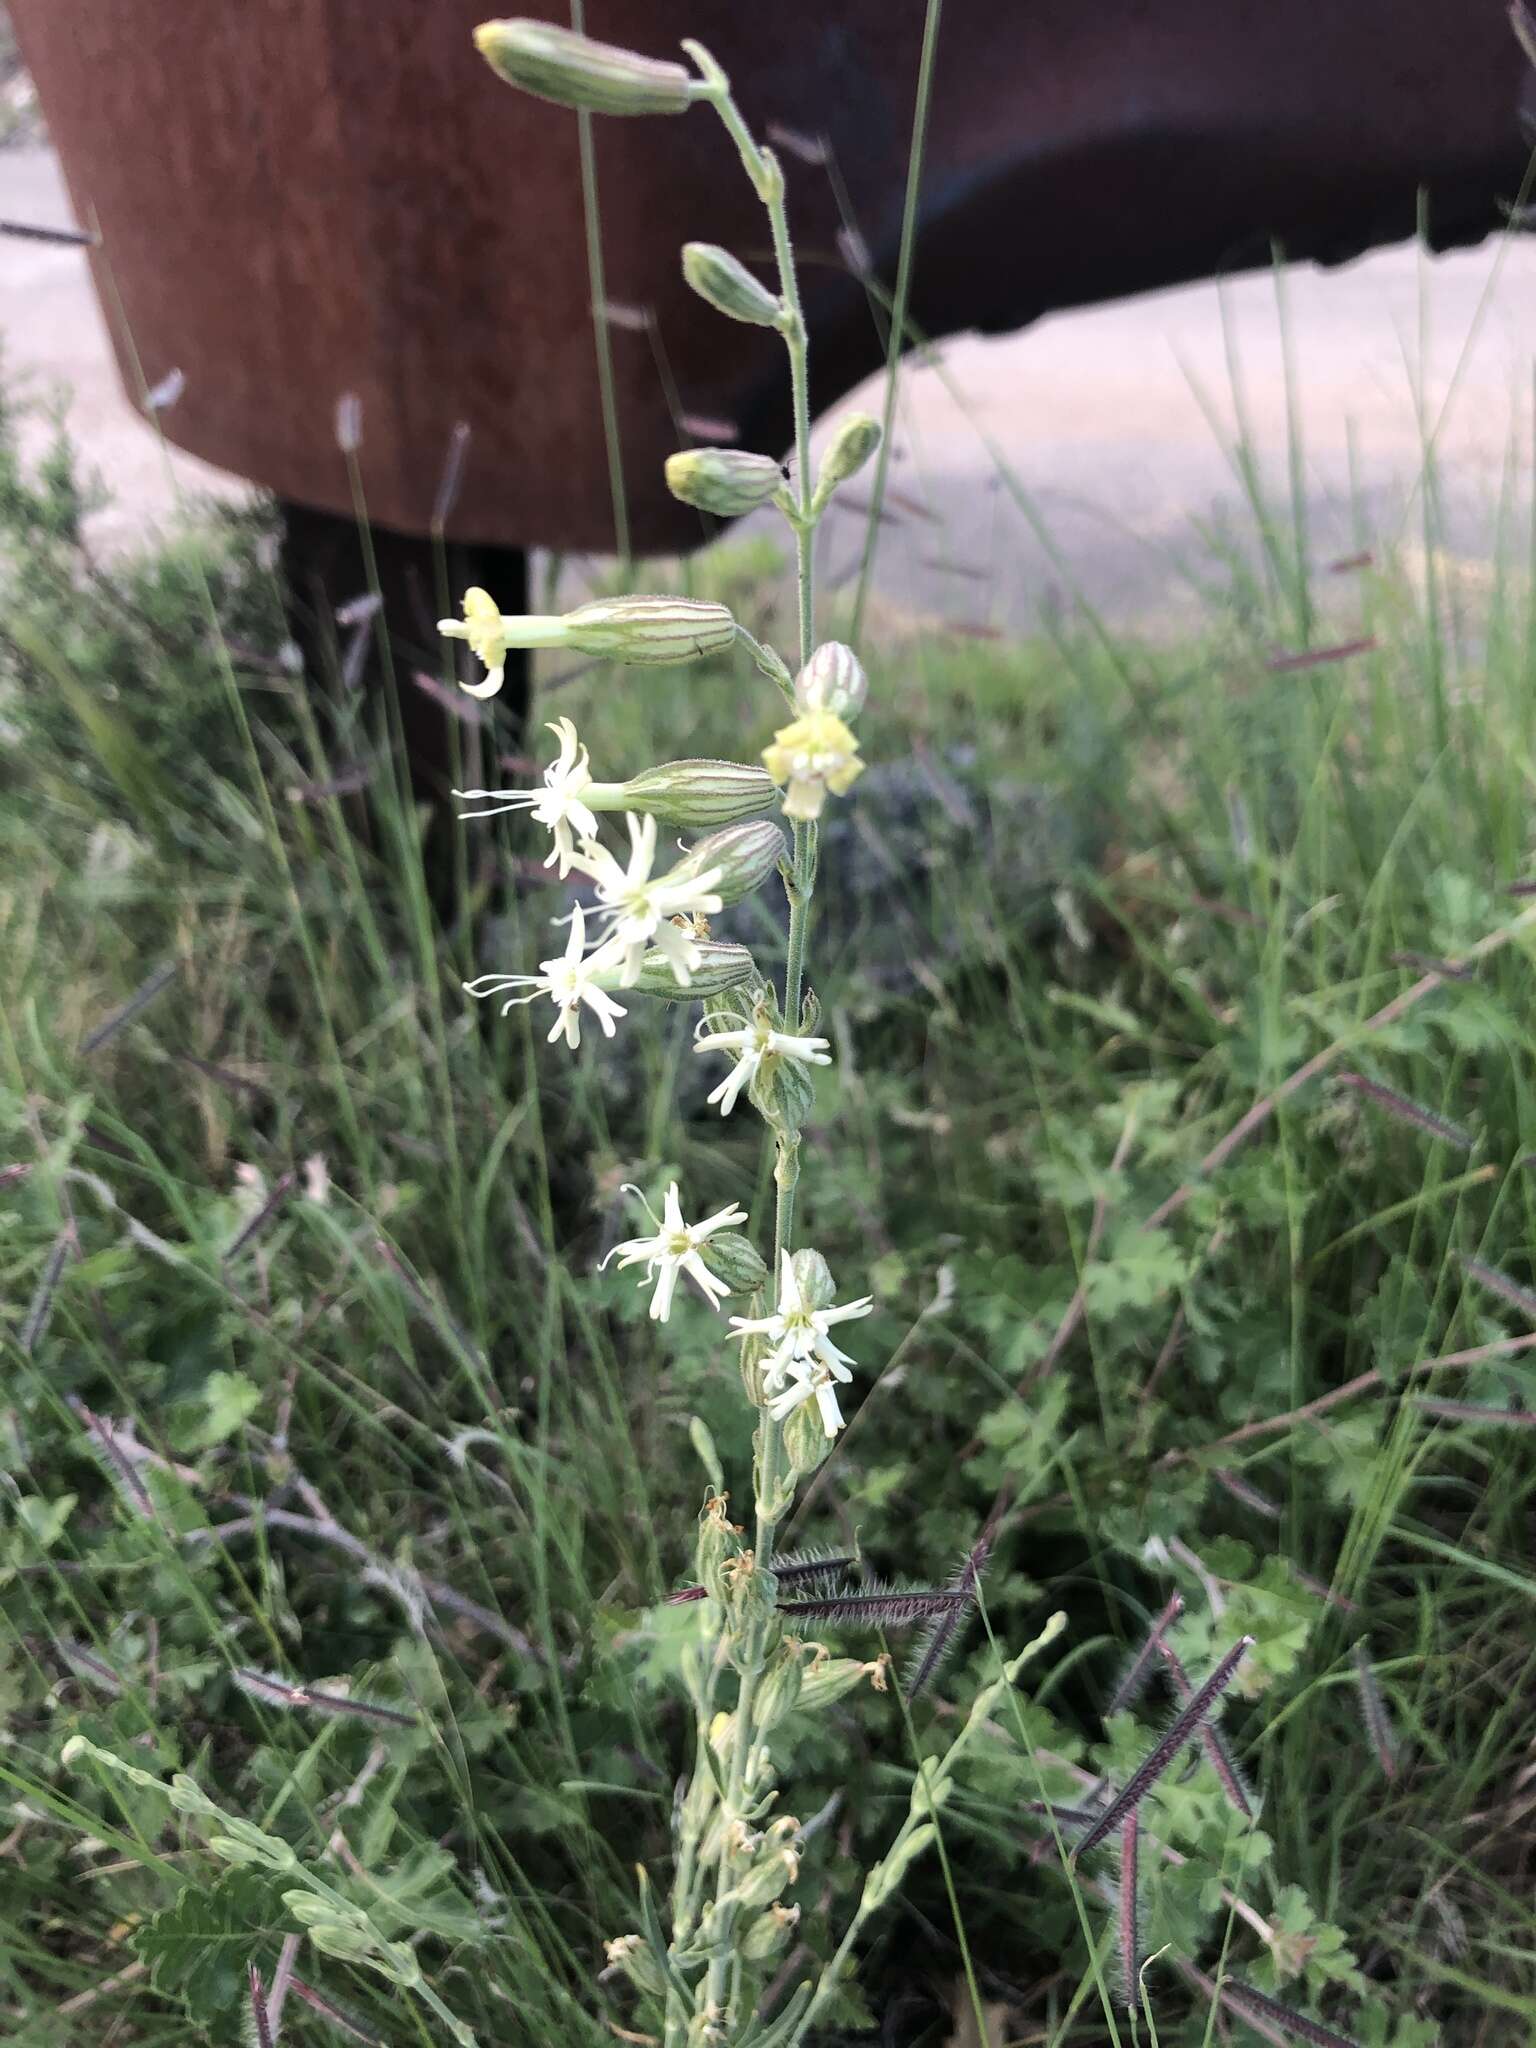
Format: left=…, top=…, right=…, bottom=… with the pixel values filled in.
left=438, top=585, right=515, bottom=699
left=761, top=709, right=864, bottom=822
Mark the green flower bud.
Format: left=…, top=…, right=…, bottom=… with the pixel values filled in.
left=688, top=1414, right=724, bottom=1492
left=284, top=1892, right=369, bottom=1931
left=370, top=1941, right=423, bottom=1989
left=598, top=940, right=758, bottom=1003
left=563, top=594, right=737, bottom=665
left=673, top=818, right=786, bottom=906
left=699, top=1230, right=769, bottom=1295
left=665, top=447, right=787, bottom=516
left=615, top=757, right=776, bottom=827
left=208, top=1816, right=297, bottom=1871
left=794, top=641, right=867, bottom=720
left=604, top=1933, right=667, bottom=1998
left=209, top=1834, right=263, bottom=1866
left=62, top=1737, right=161, bottom=1791
left=789, top=1248, right=836, bottom=1311
left=811, top=411, right=881, bottom=511
left=864, top=1823, right=937, bottom=1909
left=739, top=1901, right=800, bottom=1962
left=306, top=1922, right=375, bottom=1962
left=911, top=1756, right=952, bottom=1818
left=473, top=19, right=697, bottom=116
left=167, top=1774, right=220, bottom=1818
left=682, top=243, right=784, bottom=327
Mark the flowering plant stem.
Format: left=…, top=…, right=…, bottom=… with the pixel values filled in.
left=452, top=23, right=1026, bottom=2046
left=683, top=53, right=818, bottom=2031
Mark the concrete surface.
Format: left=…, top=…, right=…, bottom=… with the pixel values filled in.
left=2, top=140, right=1532, bottom=625
left=0, top=146, right=243, bottom=552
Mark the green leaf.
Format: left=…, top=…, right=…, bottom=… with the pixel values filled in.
left=1082, top=1225, right=1188, bottom=1318
left=10, top=1493, right=76, bottom=1554
left=131, top=1868, right=284, bottom=2018
left=189, top=1371, right=262, bottom=1449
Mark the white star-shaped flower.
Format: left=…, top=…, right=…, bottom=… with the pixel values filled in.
left=767, top=1355, right=850, bottom=1437
left=453, top=717, right=600, bottom=877
left=601, top=1181, right=750, bottom=1322
left=693, top=1013, right=832, bottom=1116
left=568, top=813, right=724, bottom=988
left=728, top=1250, right=873, bottom=1435
left=462, top=901, right=627, bottom=1050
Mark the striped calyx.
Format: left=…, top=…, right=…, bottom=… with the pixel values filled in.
left=615, top=758, right=776, bottom=827
left=665, top=447, right=787, bottom=516
left=699, top=1231, right=769, bottom=1295
left=563, top=595, right=737, bottom=665
left=473, top=19, right=697, bottom=116
left=681, top=243, right=784, bottom=327
left=672, top=818, right=786, bottom=906
left=598, top=941, right=759, bottom=1003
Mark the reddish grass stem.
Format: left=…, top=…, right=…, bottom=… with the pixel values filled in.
left=1072, top=1637, right=1253, bottom=1863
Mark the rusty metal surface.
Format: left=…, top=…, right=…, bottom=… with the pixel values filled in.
left=11, top=2, right=1533, bottom=554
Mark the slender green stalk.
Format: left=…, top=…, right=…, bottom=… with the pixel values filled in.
left=451, top=28, right=982, bottom=2045
left=569, top=0, right=632, bottom=566
left=849, top=0, right=944, bottom=645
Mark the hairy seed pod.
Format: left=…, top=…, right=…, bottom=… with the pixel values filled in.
left=473, top=19, right=696, bottom=116
left=682, top=242, right=784, bottom=326
left=811, top=411, right=881, bottom=509
left=783, top=1397, right=832, bottom=1475
left=752, top=1646, right=804, bottom=1731
left=604, top=1934, right=667, bottom=1998
left=666, top=447, right=786, bottom=516
left=699, top=1231, right=769, bottom=1295
left=735, top=1845, right=798, bottom=1910
left=673, top=818, right=786, bottom=906
left=798, top=1653, right=879, bottom=1712
left=739, top=1901, right=800, bottom=1962
left=696, top=1893, right=742, bottom=1949
left=696, top=1495, right=740, bottom=1604
left=616, top=758, right=776, bottom=827
left=563, top=594, right=737, bottom=665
